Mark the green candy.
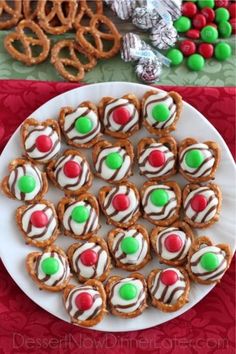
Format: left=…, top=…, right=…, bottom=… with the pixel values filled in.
left=119, top=283, right=137, bottom=300
left=152, top=104, right=170, bottom=122
left=187, top=54, right=205, bottom=71
left=18, top=175, right=36, bottom=193
left=105, top=152, right=123, bottom=169
left=197, top=0, right=215, bottom=9
left=71, top=205, right=89, bottom=223
left=215, top=8, right=230, bottom=23
left=200, top=252, right=220, bottom=271
left=201, top=26, right=218, bottom=43
left=41, top=257, right=59, bottom=275
left=75, top=116, right=92, bottom=134
left=121, top=237, right=139, bottom=255
left=215, top=42, right=232, bottom=61
left=150, top=189, right=169, bottom=207
left=185, top=149, right=204, bottom=168
left=167, top=49, right=184, bottom=66
left=174, top=16, right=191, bottom=33
left=218, top=21, right=232, bottom=38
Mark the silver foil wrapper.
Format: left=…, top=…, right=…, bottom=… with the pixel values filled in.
left=121, top=33, right=144, bottom=62
left=110, top=0, right=137, bottom=20
left=132, top=7, right=160, bottom=30
left=136, top=58, right=162, bottom=84
left=150, top=20, right=178, bottom=50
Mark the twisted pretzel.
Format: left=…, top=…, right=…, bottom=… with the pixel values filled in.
left=22, top=0, right=41, bottom=20
left=4, top=20, right=50, bottom=65
left=0, top=0, right=22, bottom=29
left=74, top=0, right=103, bottom=29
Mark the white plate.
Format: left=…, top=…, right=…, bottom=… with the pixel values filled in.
left=0, top=82, right=235, bottom=332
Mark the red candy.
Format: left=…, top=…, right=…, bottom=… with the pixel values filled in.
left=160, top=269, right=179, bottom=286
left=198, top=43, right=214, bottom=58
left=63, top=161, right=81, bottom=178
left=186, top=28, right=200, bottom=39
left=148, top=150, right=166, bottom=167
left=164, top=234, right=183, bottom=253
left=201, top=7, right=215, bottom=22
left=112, top=194, right=130, bottom=211
left=35, top=135, right=52, bottom=153
left=112, top=107, right=131, bottom=125
left=193, top=13, right=207, bottom=29
left=182, top=2, right=197, bottom=17
left=215, top=0, right=229, bottom=8
left=206, top=22, right=218, bottom=29
left=230, top=18, right=236, bottom=34
left=190, top=194, right=208, bottom=212
left=80, top=249, right=98, bottom=266
left=75, top=292, right=93, bottom=311
left=229, top=4, right=236, bottom=19
left=180, top=40, right=196, bottom=56
left=30, top=210, right=49, bottom=228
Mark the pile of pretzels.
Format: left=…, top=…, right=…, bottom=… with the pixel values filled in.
left=1, top=0, right=121, bottom=81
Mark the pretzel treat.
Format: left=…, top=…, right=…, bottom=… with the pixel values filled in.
left=0, top=0, right=22, bottom=29
left=106, top=273, right=147, bottom=318
left=98, top=94, right=141, bottom=138
left=26, top=245, right=71, bottom=292
left=67, top=236, right=111, bottom=283
left=137, top=136, right=177, bottom=181
left=59, top=101, right=101, bottom=148
left=16, top=199, right=59, bottom=248
left=22, top=0, right=41, bottom=20
left=74, top=0, right=103, bottom=29
left=57, top=193, right=100, bottom=240
left=21, top=118, right=61, bottom=164
left=37, top=0, right=77, bottom=35
left=141, top=181, right=181, bottom=226
left=1, top=158, right=48, bottom=202
left=63, top=280, right=107, bottom=327
left=92, top=139, right=134, bottom=184
left=76, top=14, right=121, bottom=59
left=187, top=236, right=232, bottom=284
left=142, top=90, right=183, bottom=136
left=98, top=181, right=140, bottom=228
left=178, top=138, right=221, bottom=183
left=182, top=183, right=222, bottom=228
left=147, top=267, right=190, bottom=312
left=107, top=224, right=151, bottom=271
left=51, top=39, right=97, bottom=82
left=46, top=149, right=93, bottom=196
left=151, top=221, right=195, bottom=266
left=4, top=19, right=50, bottom=65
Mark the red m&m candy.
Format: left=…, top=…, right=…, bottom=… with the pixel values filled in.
left=75, top=292, right=93, bottom=311
left=206, top=22, right=218, bottom=29
left=229, top=4, right=236, bottom=19
left=63, top=161, right=81, bottom=178
left=80, top=249, right=98, bottom=266
left=112, top=107, right=131, bottom=125
left=230, top=18, right=236, bottom=34
left=198, top=43, right=214, bottom=58
left=180, top=40, right=196, bottom=56
left=148, top=150, right=166, bottom=167
left=160, top=269, right=179, bottom=286
left=215, top=0, right=229, bottom=8
left=30, top=210, right=49, bottom=228
left=164, top=234, right=183, bottom=253
left=190, top=194, right=208, bottom=212
left=201, top=7, right=215, bottom=22
left=182, top=2, right=197, bottom=17
left=35, top=135, right=52, bottom=153
left=193, top=13, right=207, bottom=29
left=112, top=194, right=130, bottom=211
left=186, top=29, right=200, bottom=39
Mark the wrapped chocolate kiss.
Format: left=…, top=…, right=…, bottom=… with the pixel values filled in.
left=121, top=33, right=145, bottom=62
left=132, top=7, right=160, bottom=30
left=136, top=57, right=162, bottom=84
left=150, top=19, right=178, bottom=50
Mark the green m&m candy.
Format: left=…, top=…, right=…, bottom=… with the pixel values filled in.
left=18, top=175, right=36, bottom=193
left=174, top=16, right=191, bottom=33
left=75, top=116, right=92, bottom=134
left=214, top=42, right=232, bottom=61
left=150, top=189, right=169, bottom=207
left=71, top=205, right=89, bottom=223
left=119, top=283, right=137, bottom=300
left=121, top=237, right=139, bottom=255
left=197, top=0, right=215, bottom=9
left=167, top=49, right=184, bottom=66
left=105, top=152, right=123, bottom=169
left=200, top=252, right=220, bottom=271
left=187, top=54, right=205, bottom=71
left=41, top=257, right=59, bottom=275
left=218, top=21, right=232, bottom=38
left=201, top=26, right=218, bottom=43
left=152, top=104, right=170, bottom=122
left=185, top=149, right=204, bottom=168
left=215, top=8, right=230, bottom=23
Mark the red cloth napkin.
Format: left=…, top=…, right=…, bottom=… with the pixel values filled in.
left=0, top=81, right=235, bottom=354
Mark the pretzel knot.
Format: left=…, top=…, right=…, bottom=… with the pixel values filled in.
left=51, top=39, right=97, bottom=82
left=76, top=14, right=121, bottom=59
left=0, top=0, right=22, bottom=29
left=74, top=0, right=103, bottom=29
left=38, top=0, right=77, bottom=34
left=4, top=20, right=50, bottom=65
left=22, top=0, right=41, bottom=20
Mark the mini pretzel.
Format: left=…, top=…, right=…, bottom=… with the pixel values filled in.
left=76, top=14, right=121, bottom=59
left=0, top=0, right=22, bottom=29
left=74, top=0, right=103, bottom=29
left=37, top=0, right=77, bottom=35
left=51, top=39, right=97, bottom=82
left=4, top=20, right=50, bottom=65
left=22, top=0, right=41, bottom=20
